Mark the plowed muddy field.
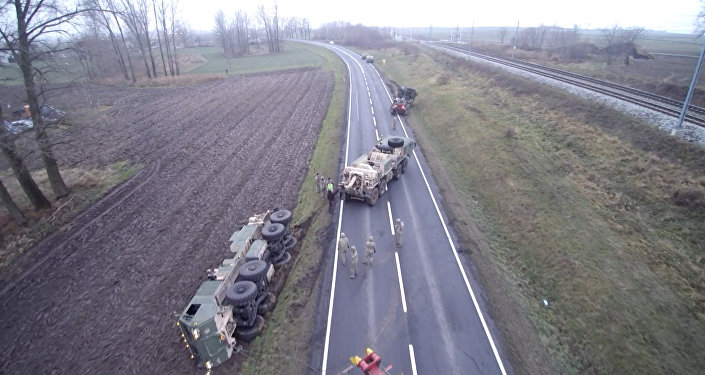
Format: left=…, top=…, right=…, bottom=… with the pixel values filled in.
left=0, top=68, right=334, bottom=374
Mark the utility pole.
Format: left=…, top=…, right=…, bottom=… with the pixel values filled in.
left=673, top=35, right=705, bottom=134
left=512, top=20, right=519, bottom=59
left=470, top=20, right=475, bottom=52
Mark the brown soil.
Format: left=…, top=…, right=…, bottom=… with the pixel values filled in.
left=0, top=68, right=333, bottom=374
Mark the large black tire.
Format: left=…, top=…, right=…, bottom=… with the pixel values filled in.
left=238, top=260, right=268, bottom=282
left=261, top=223, right=286, bottom=241
left=366, top=187, right=379, bottom=206
left=224, top=281, right=257, bottom=306
left=284, top=236, right=297, bottom=251
left=273, top=251, right=292, bottom=266
left=393, top=165, right=402, bottom=180
left=269, top=209, right=292, bottom=227
left=380, top=179, right=387, bottom=194
left=402, top=157, right=409, bottom=170
left=257, top=292, right=277, bottom=315
left=236, top=315, right=265, bottom=342
left=388, top=137, right=405, bottom=148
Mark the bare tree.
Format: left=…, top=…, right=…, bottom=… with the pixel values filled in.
left=0, top=178, right=26, bottom=225
left=0, top=105, right=50, bottom=211
left=0, top=0, right=81, bottom=198
left=120, top=0, right=156, bottom=78
left=499, top=27, right=508, bottom=46
left=214, top=9, right=232, bottom=56
left=602, top=25, right=620, bottom=65
left=152, top=0, right=167, bottom=76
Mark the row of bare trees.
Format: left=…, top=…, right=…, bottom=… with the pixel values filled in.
left=214, top=9, right=253, bottom=57
left=77, top=0, right=184, bottom=83
left=602, top=26, right=645, bottom=65
left=516, top=25, right=581, bottom=50
left=315, top=22, right=389, bottom=48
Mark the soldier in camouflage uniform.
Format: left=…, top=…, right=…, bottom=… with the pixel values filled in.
left=363, top=235, right=376, bottom=266
left=349, top=246, right=358, bottom=279
left=394, top=218, right=404, bottom=248
left=338, top=232, right=350, bottom=266
left=319, top=176, right=327, bottom=197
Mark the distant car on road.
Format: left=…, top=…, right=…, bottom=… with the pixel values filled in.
left=365, top=56, right=374, bottom=63
left=329, top=40, right=335, bottom=44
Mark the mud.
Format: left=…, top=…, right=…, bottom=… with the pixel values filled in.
left=0, top=68, right=334, bottom=374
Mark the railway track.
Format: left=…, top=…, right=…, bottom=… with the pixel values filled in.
left=431, top=42, right=705, bottom=128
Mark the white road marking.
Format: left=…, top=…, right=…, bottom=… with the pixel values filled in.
left=321, top=48, right=355, bottom=375
left=372, top=117, right=377, bottom=127
left=409, top=344, right=419, bottom=375
left=387, top=201, right=395, bottom=235
left=369, top=98, right=372, bottom=105
left=371, top=63, right=508, bottom=375
left=395, top=252, right=407, bottom=313
left=371, top=106, right=375, bottom=115
left=374, top=128, right=379, bottom=139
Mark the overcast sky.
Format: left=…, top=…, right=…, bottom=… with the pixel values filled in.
left=179, top=0, right=703, bottom=34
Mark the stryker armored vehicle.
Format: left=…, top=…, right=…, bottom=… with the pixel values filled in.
left=340, top=136, right=416, bottom=206
left=176, top=209, right=297, bottom=370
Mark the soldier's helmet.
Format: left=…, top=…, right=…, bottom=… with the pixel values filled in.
left=396, top=218, right=401, bottom=224
left=368, top=235, right=374, bottom=241
left=350, top=245, right=357, bottom=253
left=341, top=232, right=346, bottom=238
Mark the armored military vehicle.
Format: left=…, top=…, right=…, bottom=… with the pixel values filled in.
left=176, top=208, right=297, bottom=370
left=340, top=136, right=416, bottom=206
left=390, top=86, right=417, bottom=116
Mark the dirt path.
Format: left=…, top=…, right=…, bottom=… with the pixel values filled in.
left=0, top=69, right=333, bottom=374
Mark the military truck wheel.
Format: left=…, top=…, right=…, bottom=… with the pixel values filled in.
left=238, top=260, right=268, bottom=282
left=237, top=315, right=265, bottom=342
left=269, top=209, right=292, bottom=226
left=261, top=223, right=286, bottom=241
left=224, top=281, right=258, bottom=306
left=366, top=188, right=379, bottom=206
left=393, top=165, right=402, bottom=180
left=284, top=236, right=297, bottom=250
left=380, top=179, right=387, bottom=193
left=388, top=137, right=405, bottom=148
left=402, top=157, right=409, bottom=170
left=273, top=251, right=291, bottom=266
left=258, top=293, right=277, bottom=315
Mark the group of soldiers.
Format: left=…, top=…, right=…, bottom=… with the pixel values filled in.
left=337, top=218, right=404, bottom=279
left=314, top=173, right=343, bottom=213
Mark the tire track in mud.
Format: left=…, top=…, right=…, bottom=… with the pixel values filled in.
left=0, top=69, right=334, bottom=374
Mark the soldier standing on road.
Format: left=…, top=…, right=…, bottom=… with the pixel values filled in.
left=326, top=178, right=334, bottom=193
left=327, top=184, right=339, bottom=213
left=363, top=235, right=376, bottom=266
left=349, top=246, right=358, bottom=279
left=315, top=173, right=321, bottom=194
left=394, top=218, right=405, bottom=248
left=338, top=232, right=350, bottom=266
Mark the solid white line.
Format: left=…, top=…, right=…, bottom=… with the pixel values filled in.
left=371, top=64, right=508, bottom=375
left=387, top=201, right=395, bottom=235
left=409, top=344, right=418, bottom=375
left=321, top=48, right=354, bottom=375
left=395, top=252, right=407, bottom=313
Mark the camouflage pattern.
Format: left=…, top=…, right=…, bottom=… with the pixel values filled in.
left=338, top=233, right=349, bottom=266
left=349, top=246, right=358, bottom=278
left=363, top=236, right=376, bottom=266
left=394, top=219, right=404, bottom=248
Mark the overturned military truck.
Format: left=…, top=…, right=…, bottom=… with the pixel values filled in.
left=340, top=135, right=416, bottom=205
left=176, top=209, right=297, bottom=370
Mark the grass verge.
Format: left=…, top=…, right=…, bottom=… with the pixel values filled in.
left=371, top=44, right=705, bottom=374
left=0, top=160, right=141, bottom=272
left=239, top=42, right=346, bottom=374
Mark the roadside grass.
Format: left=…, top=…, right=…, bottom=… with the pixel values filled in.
left=239, top=42, right=346, bottom=374
left=372, top=44, right=705, bottom=374
left=0, top=160, right=141, bottom=272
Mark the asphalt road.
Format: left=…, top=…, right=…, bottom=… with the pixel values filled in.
left=311, top=43, right=512, bottom=375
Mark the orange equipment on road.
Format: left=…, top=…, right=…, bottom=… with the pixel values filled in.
left=349, top=348, right=393, bottom=375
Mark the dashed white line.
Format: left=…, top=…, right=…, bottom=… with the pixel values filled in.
left=387, top=201, right=395, bottom=235
left=371, top=106, right=375, bottom=115
left=374, top=128, right=379, bottom=139
left=395, top=252, right=407, bottom=313
left=409, top=344, right=418, bottom=375
left=369, top=98, right=373, bottom=105
left=372, top=117, right=377, bottom=127
left=371, top=62, right=508, bottom=375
